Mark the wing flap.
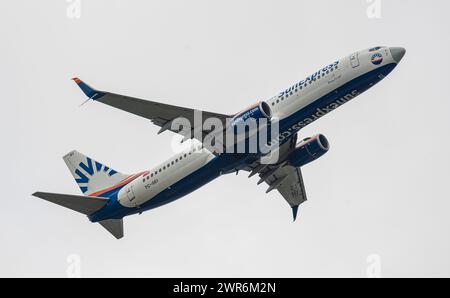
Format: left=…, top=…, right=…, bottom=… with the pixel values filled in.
left=245, top=134, right=307, bottom=221
left=260, top=165, right=308, bottom=221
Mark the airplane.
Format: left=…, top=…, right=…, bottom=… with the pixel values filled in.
left=33, top=46, right=406, bottom=239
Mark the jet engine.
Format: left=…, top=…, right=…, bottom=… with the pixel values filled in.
left=287, top=134, right=330, bottom=167
left=227, top=101, right=273, bottom=154
left=231, top=101, right=272, bottom=127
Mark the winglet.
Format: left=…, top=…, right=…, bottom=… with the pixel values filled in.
left=292, top=205, right=299, bottom=222
left=71, top=77, right=105, bottom=100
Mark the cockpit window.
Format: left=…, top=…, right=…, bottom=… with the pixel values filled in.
left=369, top=46, right=383, bottom=52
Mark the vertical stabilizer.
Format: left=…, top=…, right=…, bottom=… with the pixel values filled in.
left=63, top=150, right=129, bottom=196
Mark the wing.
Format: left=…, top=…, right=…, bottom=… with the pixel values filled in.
left=245, top=134, right=307, bottom=221
left=259, top=165, right=307, bottom=221
left=72, top=78, right=231, bottom=142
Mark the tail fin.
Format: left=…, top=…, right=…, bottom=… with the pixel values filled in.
left=32, top=192, right=124, bottom=239
left=63, top=150, right=129, bottom=197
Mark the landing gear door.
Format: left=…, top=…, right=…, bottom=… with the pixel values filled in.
left=126, top=185, right=138, bottom=207
left=350, top=52, right=360, bottom=68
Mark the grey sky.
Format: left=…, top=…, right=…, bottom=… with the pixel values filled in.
left=1, top=0, right=449, bottom=277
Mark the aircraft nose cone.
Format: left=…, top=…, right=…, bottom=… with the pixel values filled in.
left=390, top=47, right=406, bottom=63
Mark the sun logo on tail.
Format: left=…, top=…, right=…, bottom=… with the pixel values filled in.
left=74, top=158, right=118, bottom=193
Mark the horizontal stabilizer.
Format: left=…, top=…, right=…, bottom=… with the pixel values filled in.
left=32, top=192, right=108, bottom=216
left=99, top=219, right=124, bottom=239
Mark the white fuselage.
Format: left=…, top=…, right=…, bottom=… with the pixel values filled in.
left=118, top=143, right=216, bottom=208
left=117, top=46, right=398, bottom=210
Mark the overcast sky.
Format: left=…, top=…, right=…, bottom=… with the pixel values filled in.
left=1, top=0, right=450, bottom=277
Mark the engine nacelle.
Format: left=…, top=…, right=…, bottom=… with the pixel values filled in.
left=231, top=101, right=272, bottom=127
left=287, top=134, right=330, bottom=167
